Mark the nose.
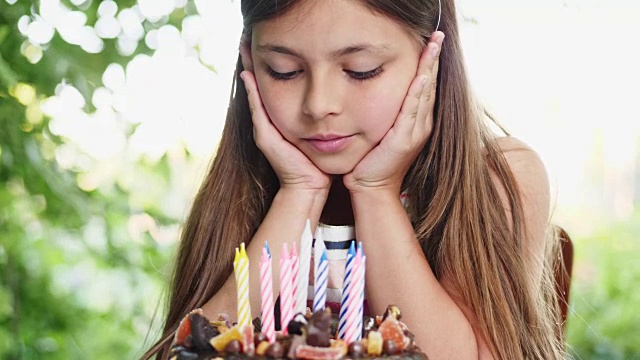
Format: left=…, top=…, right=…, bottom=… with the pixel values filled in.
left=302, top=74, right=343, bottom=120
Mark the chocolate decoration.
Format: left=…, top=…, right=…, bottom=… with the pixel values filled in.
left=182, top=334, right=193, bottom=349
left=176, top=350, right=198, bottom=360
left=254, top=332, right=268, bottom=347
left=348, top=341, right=365, bottom=358
left=287, top=313, right=307, bottom=336
left=252, top=317, right=263, bottom=332
left=168, top=306, right=430, bottom=359
left=287, top=335, right=306, bottom=359
left=168, top=345, right=186, bottom=358
left=383, top=339, right=399, bottom=356
left=305, top=308, right=332, bottom=347
left=225, top=340, right=242, bottom=354
left=189, top=313, right=215, bottom=352
left=265, top=342, right=284, bottom=359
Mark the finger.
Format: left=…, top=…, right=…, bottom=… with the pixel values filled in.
left=415, top=34, right=440, bottom=78
left=415, top=33, right=444, bottom=135
left=428, top=32, right=444, bottom=103
left=390, top=74, right=428, bottom=145
left=240, top=71, right=282, bottom=147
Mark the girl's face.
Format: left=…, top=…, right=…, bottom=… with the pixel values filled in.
left=248, top=0, right=423, bottom=174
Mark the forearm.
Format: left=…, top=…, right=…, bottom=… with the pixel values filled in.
left=202, top=188, right=328, bottom=320
left=351, top=190, right=480, bottom=360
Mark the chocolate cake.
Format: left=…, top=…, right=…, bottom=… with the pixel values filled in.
left=169, top=306, right=427, bottom=359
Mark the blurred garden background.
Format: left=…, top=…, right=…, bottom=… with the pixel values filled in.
left=0, top=0, right=638, bottom=359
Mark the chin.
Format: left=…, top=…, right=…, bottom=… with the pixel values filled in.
left=315, top=161, right=356, bottom=175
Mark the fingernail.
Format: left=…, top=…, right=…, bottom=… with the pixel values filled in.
left=239, top=72, right=246, bottom=82
left=431, top=45, right=440, bottom=57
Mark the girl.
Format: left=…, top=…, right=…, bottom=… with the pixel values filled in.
left=144, top=0, right=564, bottom=359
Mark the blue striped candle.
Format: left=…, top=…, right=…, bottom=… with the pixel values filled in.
left=312, top=249, right=328, bottom=312
left=338, top=241, right=356, bottom=339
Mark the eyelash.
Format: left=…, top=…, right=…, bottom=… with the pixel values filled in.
left=346, top=67, right=383, bottom=81
left=266, top=66, right=384, bottom=82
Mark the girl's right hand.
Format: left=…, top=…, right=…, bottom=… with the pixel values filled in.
left=240, top=70, right=332, bottom=192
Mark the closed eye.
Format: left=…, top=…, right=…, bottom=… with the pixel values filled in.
left=345, top=66, right=383, bottom=81
left=266, top=67, right=302, bottom=81
left=265, top=66, right=384, bottom=82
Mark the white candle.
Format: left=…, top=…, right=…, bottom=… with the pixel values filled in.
left=296, top=219, right=313, bottom=314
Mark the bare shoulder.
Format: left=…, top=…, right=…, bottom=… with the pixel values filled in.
left=491, top=136, right=550, bottom=201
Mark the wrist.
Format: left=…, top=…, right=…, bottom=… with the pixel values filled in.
left=345, top=180, right=401, bottom=197
left=277, top=186, right=330, bottom=201
left=349, top=186, right=403, bottom=207
left=279, top=176, right=332, bottom=194
left=342, top=173, right=404, bottom=196
left=274, top=186, right=330, bottom=220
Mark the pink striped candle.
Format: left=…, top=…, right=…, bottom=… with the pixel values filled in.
left=279, top=243, right=294, bottom=334
left=260, top=244, right=276, bottom=343
left=290, top=242, right=299, bottom=315
left=344, top=249, right=364, bottom=344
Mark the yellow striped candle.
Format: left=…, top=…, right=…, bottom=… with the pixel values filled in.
left=234, top=242, right=252, bottom=327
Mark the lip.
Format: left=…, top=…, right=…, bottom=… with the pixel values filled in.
left=305, top=134, right=354, bottom=153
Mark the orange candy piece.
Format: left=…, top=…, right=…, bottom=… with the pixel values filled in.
left=377, top=316, right=409, bottom=351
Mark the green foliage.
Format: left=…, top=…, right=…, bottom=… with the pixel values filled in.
left=566, top=213, right=640, bottom=359
left=0, top=0, right=190, bottom=358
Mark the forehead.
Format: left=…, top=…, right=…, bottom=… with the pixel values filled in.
left=252, top=0, right=421, bottom=56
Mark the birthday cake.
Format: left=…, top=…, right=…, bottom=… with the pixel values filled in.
left=169, top=305, right=428, bottom=359
left=169, top=222, right=427, bottom=359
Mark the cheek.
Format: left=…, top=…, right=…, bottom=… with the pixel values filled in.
left=355, top=80, right=409, bottom=138
left=256, top=80, right=299, bottom=135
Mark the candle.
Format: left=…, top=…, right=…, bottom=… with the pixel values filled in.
left=338, top=241, right=356, bottom=339
left=279, top=243, right=294, bottom=334
left=313, top=229, right=328, bottom=312
left=358, top=244, right=366, bottom=339
left=260, top=243, right=276, bottom=343
left=290, top=242, right=299, bottom=315
left=313, top=249, right=328, bottom=312
left=296, top=219, right=313, bottom=314
left=344, top=248, right=364, bottom=344
left=234, top=242, right=251, bottom=327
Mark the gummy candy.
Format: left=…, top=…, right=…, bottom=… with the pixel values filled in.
left=377, top=316, right=410, bottom=351
left=209, top=325, right=244, bottom=352
left=295, top=344, right=347, bottom=360
left=367, top=330, right=383, bottom=356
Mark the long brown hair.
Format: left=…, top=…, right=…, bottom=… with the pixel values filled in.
left=143, top=1, right=564, bottom=358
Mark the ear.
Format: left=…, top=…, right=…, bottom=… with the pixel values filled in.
left=239, top=34, right=254, bottom=72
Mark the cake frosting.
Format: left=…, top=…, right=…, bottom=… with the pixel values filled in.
left=169, top=305, right=428, bottom=359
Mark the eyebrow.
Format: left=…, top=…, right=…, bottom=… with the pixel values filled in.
left=256, top=43, right=391, bottom=59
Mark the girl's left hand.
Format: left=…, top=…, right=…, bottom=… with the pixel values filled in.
left=343, top=32, right=444, bottom=194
